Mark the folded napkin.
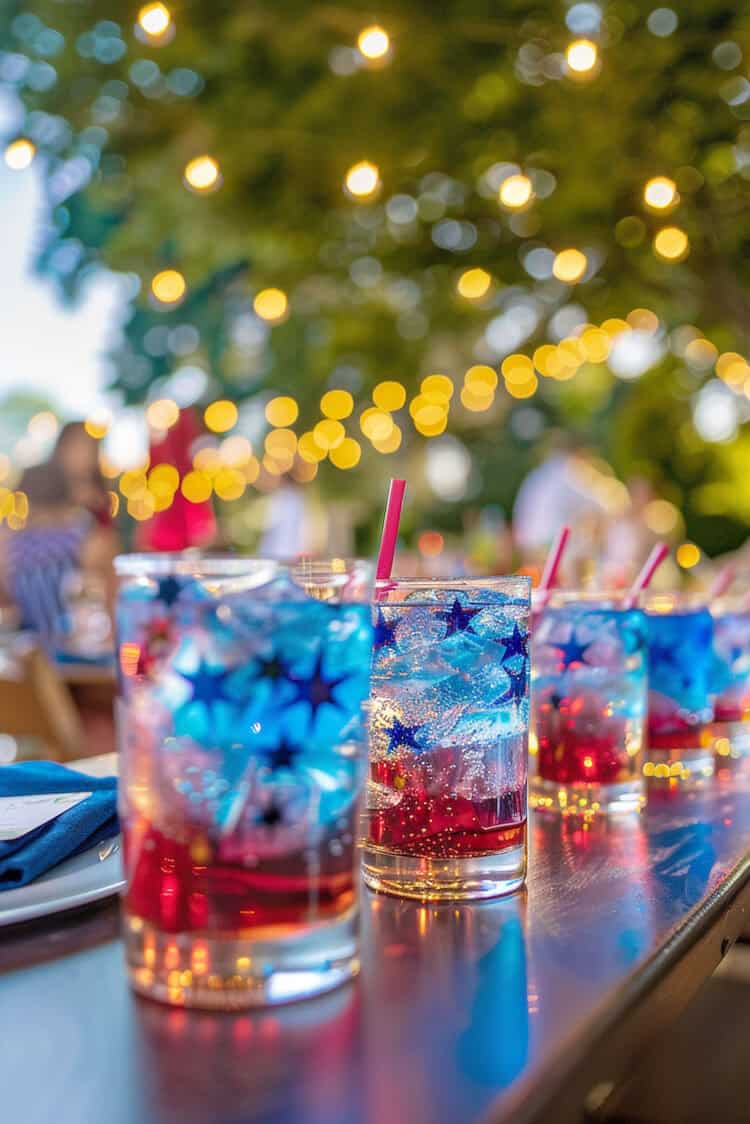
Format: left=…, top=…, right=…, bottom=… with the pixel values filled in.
left=0, top=761, right=118, bottom=890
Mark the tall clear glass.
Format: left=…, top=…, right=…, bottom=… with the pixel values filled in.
left=711, top=597, right=750, bottom=758
left=530, top=592, right=648, bottom=815
left=363, top=576, right=531, bottom=900
left=115, top=556, right=372, bottom=1008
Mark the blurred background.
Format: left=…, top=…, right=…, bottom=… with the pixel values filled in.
left=1, top=0, right=749, bottom=587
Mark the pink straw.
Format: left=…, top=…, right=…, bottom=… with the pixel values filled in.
left=624, top=543, right=669, bottom=609
left=375, top=478, right=406, bottom=582
left=538, top=525, right=571, bottom=601
left=709, top=563, right=736, bottom=600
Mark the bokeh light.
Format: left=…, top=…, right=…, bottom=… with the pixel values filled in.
left=313, top=419, right=346, bottom=450
left=329, top=436, right=362, bottom=469
left=566, top=38, right=598, bottom=74
left=457, top=268, right=492, bottom=300
left=297, top=432, right=327, bottom=463
left=137, top=2, right=171, bottom=37
left=676, top=542, right=701, bottom=569
left=181, top=470, right=212, bottom=503
left=321, top=389, right=354, bottom=419
left=151, top=269, right=186, bottom=305
left=357, top=25, right=390, bottom=61
left=4, top=139, right=35, bottom=171
left=344, top=160, right=381, bottom=199
left=183, top=155, right=221, bottom=193
left=265, top=396, right=299, bottom=427
left=361, top=408, right=394, bottom=441
left=465, top=365, right=498, bottom=390
left=204, top=399, right=238, bottom=433
left=146, top=398, right=179, bottom=430
left=552, top=249, right=588, bottom=283
left=653, top=226, right=689, bottom=261
left=253, top=288, right=289, bottom=323
left=643, top=176, right=678, bottom=210
left=373, top=380, right=407, bottom=411
left=420, top=374, right=454, bottom=401
left=499, top=173, right=534, bottom=210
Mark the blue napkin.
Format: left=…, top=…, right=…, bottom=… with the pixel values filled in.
left=0, top=761, right=118, bottom=890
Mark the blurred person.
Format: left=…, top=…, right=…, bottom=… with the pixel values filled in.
left=52, top=421, right=112, bottom=527
left=0, top=463, right=117, bottom=647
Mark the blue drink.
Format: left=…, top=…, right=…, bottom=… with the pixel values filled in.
left=115, top=557, right=372, bottom=1008
left=364, top=577, right=531, bottom=900
left=711, top=605, right=750, bottom=757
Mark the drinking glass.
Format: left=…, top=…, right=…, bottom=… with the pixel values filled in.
left=645, top=594, right=715, bottom=777
left=363, top=576, right=531, bottom=900
left=711, top=598, right=750, bottom=757
left=115, top=556, right=372, bottom=1008
left=530, top=592, right=648, bottom=814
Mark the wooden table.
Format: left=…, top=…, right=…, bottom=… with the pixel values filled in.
left=2, top=765, right=750, bottom=1124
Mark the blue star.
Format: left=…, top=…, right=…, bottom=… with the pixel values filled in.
left=496, top=623, right=528, bottom=663
left=436, top=599, right=482, bottom=639
left=288, top=651, right=348, bottom=719
left=373, top=608, right=398, bottom=651
left=383, top=716, right=423, bottom=753
left=179, top=661, right=233, bottom=707
left=554, top=630, right=591, bottom=669
left=494, top=664, right=528, bottom=706
left=255, top=653, right=292, bottom=681
left=157, top=576, right=182, bottom=607
left=263, top=739, right=302, bottom=772
left=649, top=641, right=676, bottom=668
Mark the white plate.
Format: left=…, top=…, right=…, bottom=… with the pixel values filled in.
left=0, top=834, right=124, bottom=926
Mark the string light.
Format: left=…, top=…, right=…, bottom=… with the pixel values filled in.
left=501, top=355, right=535, bottom=384
left=183, top=155, right=221, bottom=193
left=219, top=435, right=253, bottom=466
left=566, top=39, right=598, bottom=74
left=360, top=408, right=394, bottom=441
left=137, top=2, right=171, bottom=38
left=329, top=437, right=362, bottom=469
left=320, top=389, right=354, bottom=420
left=4, top=139, right=35, bottom=171
left=204, top=400, right=238, bottom=433
left=373, top=381, right=407, bottom=411
left=499, top=173, right=534, bottom=210
left=457, top=268, right=492, bottom=300
left=313, top=419, right=346, bottom=450
left=151, top=269, right=186, bottom=305
left=460, top=385, right=494, bottom=412
left=253, top=288, right=289, bottom=323
left=265, top=396, right=299, bottom=427
left=420, top=374, right=454, bottom=400
left=265, top=429, right=297, bottom=457
left=298, top=432, right=327, bottom=463
left=357, top=25, right=390, bottom=61
left=84, top=409, right=112, bottom=440
left=643, top=176, right=678, bottom=210
left=344, top=160, right=381, bottom=200
left=146, top=398, right=179, bottom=430
left=213, top=468, right=246, bottom=501
left=653, top=226, right=689, bottom=262
left=552, top=249, right=588, bottom=283
left=181, top=470, right=212, bottom=504
left=372, top=423, right=402, bottom=453
left=464, top=365, right=498, bottom=390
left=676, top=542, right=700, bottom=569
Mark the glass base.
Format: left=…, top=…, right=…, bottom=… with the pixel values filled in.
left=643, top=743, right=715, bottom=783
left=124, top=908, right=359, bottom=1010
left=529, top=774, right=644, bottom=816
left=361, top=833, right=526, bottom=901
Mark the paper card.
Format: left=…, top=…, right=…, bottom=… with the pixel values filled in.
left=0, top=791, right=92, bottom=842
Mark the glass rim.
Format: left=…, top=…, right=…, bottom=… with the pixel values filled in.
left=536, top=589, right=643, bottom=609
left=114, top=553, right=372, bottom=578
left=375, top=574, right=531, bottom=596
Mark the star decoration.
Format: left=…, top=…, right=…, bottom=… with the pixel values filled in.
left=436, top=598, right=482, bottom=639
left=383, top=716, right=423, bottom=753
left=288, top=651, right=348, bottom=719
left=256, top=801, right=284, bottom=828
left=263, top=739, right=302, bottom=771
left=649, top=641, right=676, bottom=668
left=157, top=576, right=182, bottom=608
left=373, top=608, right=398, bottom=651
left=256, top=653, right=291, bottom=681
left=494, top=664, right=528, bottom=706
left=554, top=630, right=592, bottom=669
left=496, top=623, right=529, bottom=663
left=179, top=661, right=233, bottom=707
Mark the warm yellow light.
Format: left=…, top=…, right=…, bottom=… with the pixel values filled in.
left=501, top=354, right=535, bottom=384
left=109, top=491, right=120, bottom=518
left=716, top=352, right=750, bottom=385
left=265, top=396, right=298, bottom=427
left=676, top=542, right=700, bottom=569
left=4, top=138, right=35, bottom=171
left=329, top=437, right=362, bottom=469
left=357, top=25, right=390, bottom=60
left=373, top=380, right=407, bottom=411
left=566, top=38, right=598, bottom=74
left=127, top=492, right=156, bottom=521
left=457, top=268, right=492, bottom=300
left=146, top=398, right=180, bottom=430
left=313, top=419, right=346, bottom=450
left=193, top=446, right=222, bottom=475
left=360, top=408, right=394, bottom=441
left=0, top=455, right=10, bottom=482
left=151, top=269, right=186, bottom=305
left=84, top=409, right=112, bottom=440
left=553, top=249, right=588, bottom=283
left=580, top=328, right=610, bottom=363
left=465, top=365, right=498, bottom=391
left=601, top=317, right=630, bottom=338
left=119, top=471, right=148, bottom=499
left=183, top=155, right=221, bottom=193
left=643, top=176, right=678, bottom=211
left=460, top=385, right=494, bottom=412
left=653, top=226, right=689, bottom=262
left=137, top=2, right=171, bottom=36
left=264, top=429, right=297, bottom=457
left=219, top=435, right=253, bottom=467
left=415, top=414, right=448, bottom=437
left=408, top=395, right=448, bottom=424
left=253, top=288, right=289, bottom=323
left=420, top=374, right=454, bottom=401
left=320, top=389, right=354, bottom=420
left=533, top=345, right=557, bottom=376
left=204, top=399, right=238, bottom=434
left=684, top=338, right=718, bottom=368
left=644, top=499, right=680, bottom=535
left=244, top=456, right=261, bottom=484
left=499, top=173, right=534, bottom=210
left=148, top=464, right=179, bottom=498
left=372, top=423, right=402, bottom=453
left=297, top=432, right=327, bottom=463
left=213, top=467, right=246, bottom=501
left=344, top=160, right=381, bottom=200
left=506, top=374, right=539, bottom=399
left=181, top=470, right=212, bottom=503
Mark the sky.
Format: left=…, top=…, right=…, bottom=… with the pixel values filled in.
left=0, top=92, right=123, bottom=417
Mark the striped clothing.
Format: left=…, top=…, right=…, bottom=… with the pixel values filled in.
left=6, top=520, right=89, bottom=644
